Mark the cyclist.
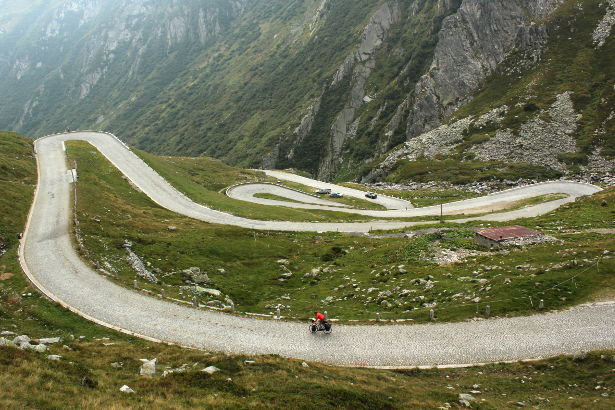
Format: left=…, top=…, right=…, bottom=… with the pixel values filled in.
left=312, top=311, right=331, bottom=332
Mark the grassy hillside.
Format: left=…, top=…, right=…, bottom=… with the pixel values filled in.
left=134, top=149, right=381, bottom=221
left=0, top=0, right=462, bottom=178
left=1, top=132, right=614, bottom=408
left=118, top=0, right=460, bottom=172
left=2, top=344, right=614, bottom=408
left=66, top=142, right=615, bottom=323
left=137, top=150, right=387, bottom=212
left=0, top=131, right=35, bottom=258
left=386, top=159, right=564, bottom=185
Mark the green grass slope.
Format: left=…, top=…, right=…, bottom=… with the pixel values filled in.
left=67, top=142, right=615, bottom=322
left=135, top=149, right=379, bottom=221
left=0, top=131, right=36, bottom=273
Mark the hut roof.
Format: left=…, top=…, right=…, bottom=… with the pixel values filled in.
left=475, top=226, right=542, bottom=242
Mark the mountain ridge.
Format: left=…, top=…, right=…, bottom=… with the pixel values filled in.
left=0, top=0, right=613, bottom=182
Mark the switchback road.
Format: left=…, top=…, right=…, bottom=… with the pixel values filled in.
left=19, top=131, right=614, bottom=367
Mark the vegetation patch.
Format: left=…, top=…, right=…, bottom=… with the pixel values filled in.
left=341, top=182, right=480, bottom=207
left=68, top=142, right=615, bottom=323
left=1, top=340, right=613, bottom=409
left=253, top=193, right=304, bottom=204
left=387, top=158, right=563, bottom=185
left=136, top=149, right=377, bottom=221
left=274, top=179, right=388, bottom=210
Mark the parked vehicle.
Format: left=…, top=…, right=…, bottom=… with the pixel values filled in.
left=329, top=192, right=344, bottom=198
left=365, top=192, right=378, bottom=199
left=315, top=188, right=332, bottom=194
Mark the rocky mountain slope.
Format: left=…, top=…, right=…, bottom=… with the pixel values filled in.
left=0, top=0, right=613, bottom=182
left=366, top=0, right=615, bottom=184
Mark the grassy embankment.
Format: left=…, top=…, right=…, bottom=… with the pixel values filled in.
left=68, top=142, right=614, bottom=323
left=0, top=132, right=614, bottom=408
left=341, top=182, right=480, bottom=207
left=140, top=149, right=574, bottom=222
left=342, top=182, right=567, bottom=208
left=270, top=179, right=388, bottom=211
left=2, top=342, right=614, bottom=409
left=253, top=192, right=305, bottom=204
left=386, top=159, right=563, bottom=186
left=136, top=150, right=384, bottom=221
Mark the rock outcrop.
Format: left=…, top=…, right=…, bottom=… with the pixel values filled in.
left=364, top=106, right=509, bottom=181
left=366, top=90, right=580, bottom=180
left=593, top=0, right=615, bottom=48
left=289, top=0, right=567, bottom=180
left=139, top=358, right=157, bottom=377
left=403, top=0, right=562, bottom=141
left=125, top=242, right=158, bottom=283
left=470, top=92, right=579, bottom=171
left=291, top=1, right=401, bottom=180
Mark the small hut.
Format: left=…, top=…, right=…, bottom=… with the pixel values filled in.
left=474, top=226, right=544, bottom=249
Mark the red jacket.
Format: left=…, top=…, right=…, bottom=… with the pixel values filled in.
left=315, top=312, right=325, bottom=321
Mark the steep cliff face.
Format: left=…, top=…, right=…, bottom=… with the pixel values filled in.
left=365, top=0, right=615, bottom=183
left=275, top=0, right=463, bottom=179
left=403, top=0, right=562, bottom=140
left=314, top=1, right=401, bottom=180
left=275, top=0, right=573, bottom=180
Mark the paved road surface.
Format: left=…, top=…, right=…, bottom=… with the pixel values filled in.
left=227, top=181, right=593, bottom=218
left=263, top=170, right=414, bottom=210
left=19, top=132, right=615, bottom=367
left=226, top=183, right=352, bottom=209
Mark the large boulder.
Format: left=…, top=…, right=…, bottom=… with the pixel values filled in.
left=206, top=300, right=225, bottom=309
left=36, top=337, right=61, bottom=344
left=224, top=298, right=235, bottom=311
left=182, top=267, right=209, bottom=284
left=13, top=335, right=30, bottom=345
left=33, top=344, right=48, bottom=353
left=18, top=342, right=34, bottom=350
left=139, top=358, right=157, bottom=377
left=202, top=366, right=220, bottom=374
left=194, top=287, right=221, bottom=297
left=0, top=337, right=16, bottom=347
left=459, top=393, right=476, bottom=407
left=119, top=385, right=135, bottom=393
left=180, top=286, right=222, bottom=297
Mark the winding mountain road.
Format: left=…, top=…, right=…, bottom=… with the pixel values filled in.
left=19, top=131, right=615, bottom=368
left=226, top=180, right=593, bottom=218
left=261, top=170, right=415, bottom=210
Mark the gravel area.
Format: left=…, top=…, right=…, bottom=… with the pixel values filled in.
left=18, top=131, right=614, bottom=368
